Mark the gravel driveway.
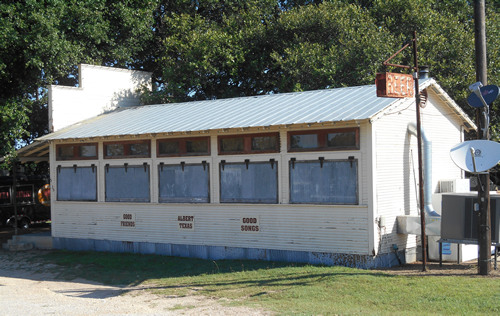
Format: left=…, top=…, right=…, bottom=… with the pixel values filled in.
left=0, top=250, right=271, bottom=316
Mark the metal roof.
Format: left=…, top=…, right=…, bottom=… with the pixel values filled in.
left=38, top=78, right=472, bottom=141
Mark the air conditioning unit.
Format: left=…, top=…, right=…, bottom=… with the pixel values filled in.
left=441, top=193, right=500, bottom=243
left=439, top=179, right=470, bottom=193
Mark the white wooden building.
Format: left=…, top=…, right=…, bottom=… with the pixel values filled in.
left=35, top=65, right=475, bottom=268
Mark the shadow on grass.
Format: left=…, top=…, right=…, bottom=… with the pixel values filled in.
left=39, top=249, right=396, bottom=289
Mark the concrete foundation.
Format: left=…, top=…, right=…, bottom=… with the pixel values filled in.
left=54, top=237, right=406, bottom=269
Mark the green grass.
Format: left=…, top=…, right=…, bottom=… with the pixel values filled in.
left=40, top=251, right=500, bottom=315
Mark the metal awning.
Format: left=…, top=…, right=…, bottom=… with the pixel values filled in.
left=14, top=141, right=49, bottom=163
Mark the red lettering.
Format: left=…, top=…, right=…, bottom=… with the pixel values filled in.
left=16, top=191, right=32, bottom=198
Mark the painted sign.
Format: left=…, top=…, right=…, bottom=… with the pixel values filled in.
left=375, top=73, right=415, bottom=98
left=241, top=216, right=260, bottom=232
left=178, top=215, right=194, bottom=230
left=120, top=212, right=136, bottom=228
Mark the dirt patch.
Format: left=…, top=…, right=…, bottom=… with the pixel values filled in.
left=0, top=250, right=273, bottom=315
left=1, top=226, right=498, bottom=314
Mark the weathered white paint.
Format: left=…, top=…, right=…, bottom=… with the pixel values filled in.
left=46, top=69, right=473, bottom=265
left=372, top=89, right=466, bottom=255
left=52, top=203, right=369, bottom=254
left=50, top=123, right=371, bottom=255
left=48, top=64, right=152, bottom=132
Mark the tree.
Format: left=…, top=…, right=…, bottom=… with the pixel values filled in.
left=0, top=0, right=158, bottom=163
left=1, top=0, right=499, bottom=174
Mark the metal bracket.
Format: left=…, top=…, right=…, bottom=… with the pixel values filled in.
left=382, top=39, right=416, bottom=70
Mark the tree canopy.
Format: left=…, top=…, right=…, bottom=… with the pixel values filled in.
left=1, top=0, right=499, bottom=165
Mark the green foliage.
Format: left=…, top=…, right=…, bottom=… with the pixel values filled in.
left=0, top=98, right=29, bottom=163
left=0, top=0, right=158, bottom=159
left=270, top=1, right=394, bottom=92
left=1, top=0, right=499, bottom=164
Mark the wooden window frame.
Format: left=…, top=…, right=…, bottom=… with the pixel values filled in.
left=156, top=136, right=210, bottom=157
left=104, top=140, right=151, bottom=159
left=287, top=128, right=359, bottom=152
left=218, top=132, right=280, bottom=155
left=56, top=143, right=98, bottom=161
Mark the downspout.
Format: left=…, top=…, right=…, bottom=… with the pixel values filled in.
left=407, top=122, right=440, bottom=217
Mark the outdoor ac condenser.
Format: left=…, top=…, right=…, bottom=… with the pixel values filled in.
left=441, top=193, right=500, bottom=243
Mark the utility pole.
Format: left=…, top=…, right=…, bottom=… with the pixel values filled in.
left=377, top=31, right=427, bottom=271
left=412, top=31, right=427, bottom=272
left=473, top=0, right=491, bottom=275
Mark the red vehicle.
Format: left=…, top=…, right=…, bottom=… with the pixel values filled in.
left=0, top=176, right=50, bottom=229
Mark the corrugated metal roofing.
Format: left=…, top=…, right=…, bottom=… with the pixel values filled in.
left=39, top=79, right=435, bottom=140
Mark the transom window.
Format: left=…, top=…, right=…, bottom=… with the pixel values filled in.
left=219, top=133, right=279, bottom=155
left=157, top=137, right=210, bottom=157
left=56, top=143, right=98, bottom=160
left=288, top=128, right=359, bottom=152
left=104, top=140, right=150, bottom=158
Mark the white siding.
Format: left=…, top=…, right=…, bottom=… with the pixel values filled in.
left=373, top=91, right=465, bottom=255
left=50, top=123, right=372, bottom=256
left=52, top=203, right=369, bottom=254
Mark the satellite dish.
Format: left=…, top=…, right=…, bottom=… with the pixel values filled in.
left=467, top=85, right=499, bottom=108
left=450, top=140, right=500, bottom=173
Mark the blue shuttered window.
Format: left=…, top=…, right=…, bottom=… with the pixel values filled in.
left=158, top=163, right=209, bottom=203
left=105, top=165, right=150, bottom=202
left=57, top=167, right=97, bottom=201
left=289, top=160, right=358, bottom=204
left=220, top=162, right=278, bottom=203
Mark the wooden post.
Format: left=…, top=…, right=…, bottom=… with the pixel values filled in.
left=474, top=0, right=491, bottom=276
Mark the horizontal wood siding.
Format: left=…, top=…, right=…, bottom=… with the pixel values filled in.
left=49, top=122, right=372, bottom=256
left=52, top=203, right=369, bottom=254
left=373, top=91, right=465, bottom=254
